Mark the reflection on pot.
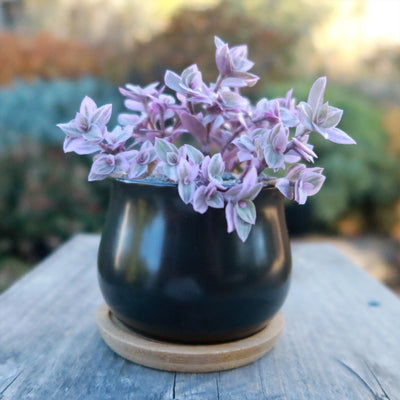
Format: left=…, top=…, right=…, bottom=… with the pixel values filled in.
left=98, top=179, right=291, bottom=344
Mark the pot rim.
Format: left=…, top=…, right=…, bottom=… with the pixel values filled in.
left=116, top=177, right=176, bottom=187
left=115, top=177, right=277, bottom=191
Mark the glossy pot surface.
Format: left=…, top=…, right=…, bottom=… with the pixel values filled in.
left=98, top=179, right=292, bottom=344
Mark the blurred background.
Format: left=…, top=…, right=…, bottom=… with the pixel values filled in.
left=0, top=0, right=399, bottom=293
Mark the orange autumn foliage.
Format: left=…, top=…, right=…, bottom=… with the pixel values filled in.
left=0, top=31, right=111, bottom=84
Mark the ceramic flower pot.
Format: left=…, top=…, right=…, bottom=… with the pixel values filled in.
left=98, top=179, right=292, bottom=344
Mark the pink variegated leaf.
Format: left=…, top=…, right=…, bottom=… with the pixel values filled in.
left=180, top=111, right=208, bottom=145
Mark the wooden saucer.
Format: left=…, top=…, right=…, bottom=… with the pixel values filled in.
left=96, top=303, right=284, bottom=373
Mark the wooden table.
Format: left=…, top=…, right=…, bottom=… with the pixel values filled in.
left=1, top=234, right=400, bottom=400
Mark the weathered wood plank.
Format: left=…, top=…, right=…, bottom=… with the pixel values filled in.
left=173, top=372, right=220, bottom=400
left=266, top=243, right=400, bottom=400
left=0, top=235, right=175, bottom=400
left=1, top=235, right=399, bottom=399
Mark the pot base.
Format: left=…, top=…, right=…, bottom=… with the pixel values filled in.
left=96, top=303, right=284, bottom=373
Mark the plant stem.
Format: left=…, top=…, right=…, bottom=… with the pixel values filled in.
left=240, top=161, right=251, bottom=180
left=256, top=159, right=267, bottom=174
left=221, top=127, right=242, bottom=154
left=284, top=142, right=294, bottom=154
left=214, top=74, right=224, bottom=93
left=159, top=107, right=166, bottom=137
left=188, top=101, right=195, bottom=115
left=201, top=143, right=211, bottom=156
left=259, top=176, right=277, bottom=186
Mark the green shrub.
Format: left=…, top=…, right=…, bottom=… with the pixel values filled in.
left=0, top=77, right=123, bottom=150
left=0, top=77, right=125, bottom=288
left=0, top=144, right=109, bottom=263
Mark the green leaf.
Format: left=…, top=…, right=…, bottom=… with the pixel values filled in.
left=185, top=144, right=204, bottom=164
left=91, top=103, right=112, bottom=126
left=207, top=192, right=224, bottom=209
left=178, top=182, right=195, bottom=204
left=220, top=91, right=247, bottom=108
left=155, top=138, right=178, bottom=163
left=164, top=70, right=182, bottom=92
left=235, top=200, right=256, bottom=224
left=208, top=153, right=225, bottom=179
left=307, top=76, right=326, bottom=114
left=234, top=211, right=252, bottom=242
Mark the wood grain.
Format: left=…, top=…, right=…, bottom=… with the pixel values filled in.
left=96, top=304, right=284, bottom=373
left=0, top=234, right=400, bottom=399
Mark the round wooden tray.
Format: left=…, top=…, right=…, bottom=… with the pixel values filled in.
left=96, top=303, right=284, bottom=373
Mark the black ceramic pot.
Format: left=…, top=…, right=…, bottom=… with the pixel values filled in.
left=98, top=179, right=292, bottom=344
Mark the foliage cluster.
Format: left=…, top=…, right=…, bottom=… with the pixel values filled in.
left=0, top=77, right=123, bottom=150
left=0, top=77, right=118, bottom=279
left=263, top=81, right=400, bottom=235
left=0, top=144, right=108, bottom=264
left=58, top=37, right=354, bottom=242
left=0, top=78, right=122, bottom=270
